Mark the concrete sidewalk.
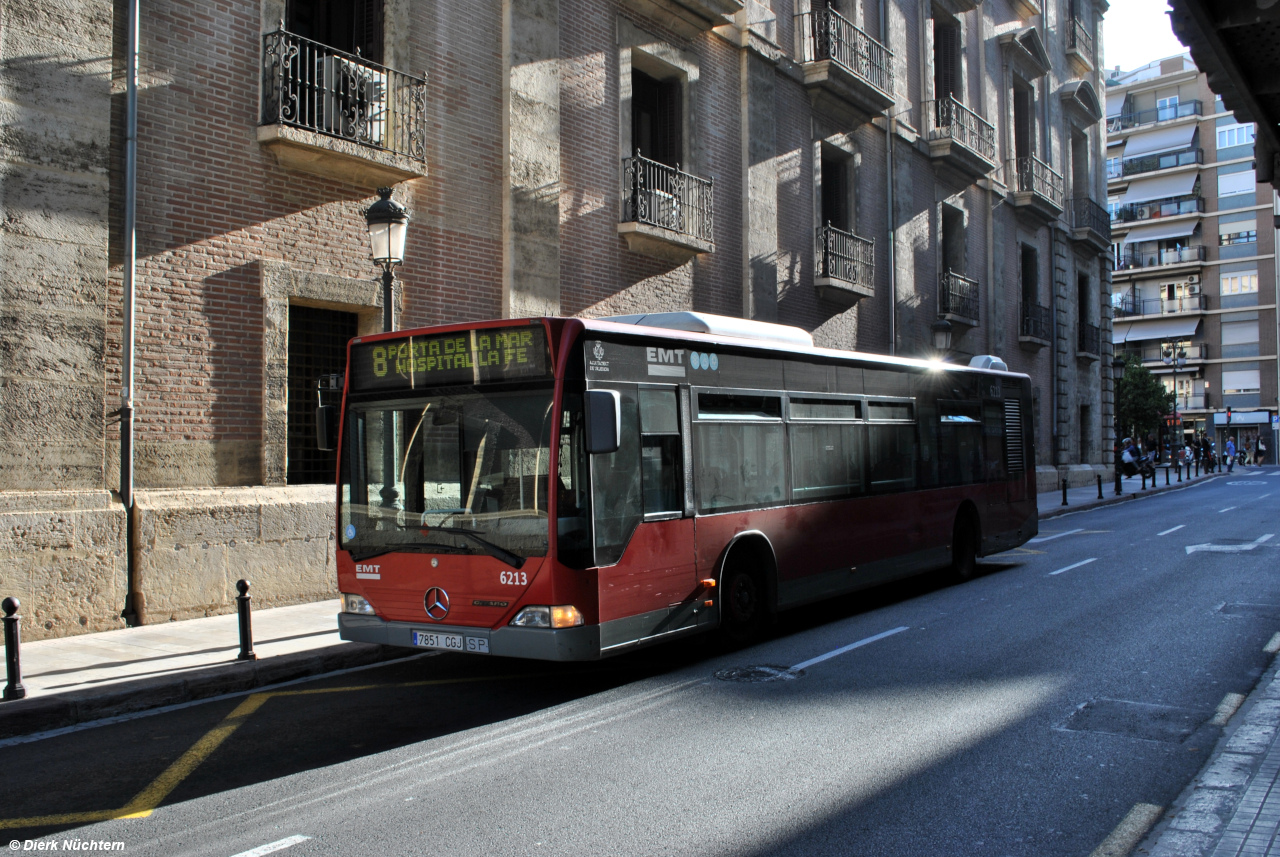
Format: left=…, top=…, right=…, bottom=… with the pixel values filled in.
left=0, top=462, right=1243, bottom=741
left=1038, top=461, right=1226, bottom=518
left=0, top=600, right=405, bottom=740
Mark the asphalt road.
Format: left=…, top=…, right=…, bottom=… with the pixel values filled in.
left=6, top=469, right=1280, bottom=857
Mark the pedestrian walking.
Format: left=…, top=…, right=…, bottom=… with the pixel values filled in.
left=1227, top=436, right=1237, bottom=473
left=1256, top=437, right=1266, bottom=465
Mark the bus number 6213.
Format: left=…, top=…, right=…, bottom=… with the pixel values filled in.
left=500, top=571, right=528, bottom=586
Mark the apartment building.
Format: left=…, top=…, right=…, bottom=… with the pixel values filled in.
left=1106, top=54, right=1278, bottom=459
left=0, top=0, right=1110, bottom=638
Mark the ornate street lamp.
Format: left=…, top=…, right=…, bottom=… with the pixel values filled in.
left=1113, top=355, right=1126, bottom=496
left=365, top=187, right=410, bottom=332
left=931, top=319, right=953, bottom=357
left=364, top=187, right=409, bottom=512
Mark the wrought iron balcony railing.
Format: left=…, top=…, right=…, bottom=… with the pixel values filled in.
left=1131, top=343, right=1209, bottom=363
left=939, top=270, right=980, bottom=323
left=1070, top=197, right=1111, bottom=242
left=1077, top=322, right=1101, bottom=355
left=1116, top=245, right=1207, bottom=271
left=817, top=223, right=874, bottom=286
left=1112, top=292, right=1208, bottom=317
left=931, top=96, right=997, bottom=163
left=261, top=28, right=427, bottom=161
left=1111, top=195, right=1204, bottom=224
left=1108, top=100, right=1202, bottom=132
left=810, top=7, right=894, bottom=97
left=1122, top=147, right=1203, bottom=177
left=1009, top=155, right=1064, bottom=207
left=1020, top=303, right=1051, bottom=341
left=621, top=152, right=714, bottom=244
left=1067, top=17, right=1095, bottom=63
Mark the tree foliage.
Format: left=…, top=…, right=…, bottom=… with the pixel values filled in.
left=1116, top=352, right=1174, bottom=441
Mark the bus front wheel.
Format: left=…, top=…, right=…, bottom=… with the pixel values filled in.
left=721, top=561, right=766, bottom=646
left=951, top=515, right=979, bottom=582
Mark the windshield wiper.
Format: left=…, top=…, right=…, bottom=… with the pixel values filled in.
left=348, top=543, right=465, bottom=563
left=427, top=527, right=526, bottom=569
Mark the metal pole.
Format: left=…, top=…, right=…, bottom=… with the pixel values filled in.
left=1097, top=473, right=1103, bottom=500
left=379, top=264, right=400, bottom=511
left=381, top=265, right=394, bottom=333
left=3, top=597, right=26, bottom=701
left=1061, top=478, right=1068, bottom=506
left=1141, top=470, right=1146, bottom=490
left=1114, top=419, right=1123, bottom=496
left=119, top=0, right=141, bottom=627
left=235, top=580, right=256, bottom=661
left=1165, top=466, right=1170, bottom=486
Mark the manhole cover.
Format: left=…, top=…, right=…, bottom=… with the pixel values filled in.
left=1061, top=698, right=1206, bottom=744
left=714, top=665, right=803, bottom=682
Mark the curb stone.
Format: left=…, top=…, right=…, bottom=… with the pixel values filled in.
left=1137, top=659, right=1280, bottom=857
left=0, top=642, right=408, bottom=740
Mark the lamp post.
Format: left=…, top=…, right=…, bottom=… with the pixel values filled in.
left=365, top=187, right=410, bottom=333
left=364, top=187, right=409, bottom=512
left=931, top=319, right=953, bottom=358
left=1162, top=342, right=1187, bottom=465
left=1113, top=355, right=1126, bottom=496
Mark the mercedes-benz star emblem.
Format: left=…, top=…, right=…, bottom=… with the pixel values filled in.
left=424, top=587, right=450, bottom=621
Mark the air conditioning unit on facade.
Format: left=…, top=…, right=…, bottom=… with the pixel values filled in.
left=1186, top=283, right=1202, bottom=295
left=1186, top=274, right=1200, bottom=284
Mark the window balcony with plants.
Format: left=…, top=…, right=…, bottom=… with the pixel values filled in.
left=1111, top=195, right=1204, bottom=224
left=1115, top=244, right=1207, bottom=273
left=259, top=26, right=428, bottom=186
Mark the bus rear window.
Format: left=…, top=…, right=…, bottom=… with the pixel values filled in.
left=698, top=393, right=782, bottom=420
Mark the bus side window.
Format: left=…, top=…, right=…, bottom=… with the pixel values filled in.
left=938, top=401, right=982, bottom=487
left=592, top=386, right=642, bottom=566
left=867, top=401, right=916, bottom=492
left=639, top=388, right=682, bottom=515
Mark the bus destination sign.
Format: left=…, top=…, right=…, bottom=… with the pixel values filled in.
left=351, top=326, right=549, bottom=391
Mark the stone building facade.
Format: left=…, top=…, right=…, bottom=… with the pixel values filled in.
left=1106, top=54, right=1279, bottom=459
left=0, top=0, right=1110, bottom=639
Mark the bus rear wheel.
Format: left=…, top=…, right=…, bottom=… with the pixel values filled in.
left=951, top=516, right=979, bottom=582
left=721, top=561, right=766, bottom=646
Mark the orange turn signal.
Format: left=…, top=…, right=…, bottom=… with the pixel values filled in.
left=704, top=599, right=714, bottom=607
left=700, top=578, right=717, bottom=588
left=550, top=605, right=585, bottom=629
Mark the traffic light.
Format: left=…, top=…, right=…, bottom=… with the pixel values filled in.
left=1227, top=406, right=1233, bottom=425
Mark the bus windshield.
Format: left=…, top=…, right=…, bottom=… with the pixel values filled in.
left=340, top=386, right=556, bottom=562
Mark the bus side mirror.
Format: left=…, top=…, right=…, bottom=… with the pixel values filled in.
left=316, top=405, right=338, bottom=452
left=584, top=390, right=621, bottom=455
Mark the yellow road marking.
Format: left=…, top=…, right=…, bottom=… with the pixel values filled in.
left=1007, top=547, right=1046, bottom=555
left=0, top=673, right=546, bottom=830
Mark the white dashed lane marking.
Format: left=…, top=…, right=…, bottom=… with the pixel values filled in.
left=1029, top=528, right=1083, bottom=543
left=228, top=836, right=312, bottom=857
left=1158, top=525, right=1185, bottom=536
left=1050, top=558, right=1097, bottom=576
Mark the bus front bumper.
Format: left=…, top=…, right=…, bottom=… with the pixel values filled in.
left=338, top=612, right=600, bottom=661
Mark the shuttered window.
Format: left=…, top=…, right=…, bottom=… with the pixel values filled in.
left=934, top=21, right=960, bottom=101
left=632, top=71, right=683, bottom=168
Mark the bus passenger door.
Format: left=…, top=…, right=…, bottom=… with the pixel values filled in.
left=594, top=385, right=699, bottom=651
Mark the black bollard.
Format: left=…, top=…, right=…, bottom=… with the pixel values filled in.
left=1177, top=463, right=1182, bottom=483
left=1062, top=478, right=1069, bottom=506
left=1141, top=471, right=1147, bottom=490
left=1195, top=459, right=1199, bottom=477
left=235, top=580, right=256, bottom=661
left=2, top=597, right=25, bottom=701
left=1115, top=465, right=1122, bottom=497
left=1165, top=466, right=1170, bottom=486
left=1097, top=474, right=1103, bottom=500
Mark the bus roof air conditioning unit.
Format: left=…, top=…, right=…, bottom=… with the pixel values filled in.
left=968, top=355, right=1009, bottom=372
left=601, top=312, right=815, bottom=348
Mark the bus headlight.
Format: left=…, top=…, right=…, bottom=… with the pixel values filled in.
left=341, top=593, right=375, bottom=615
left=509, top=605, right=584, bottom=629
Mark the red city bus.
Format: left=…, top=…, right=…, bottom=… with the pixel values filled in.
left=330, top=312, right=1037, bottom=660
